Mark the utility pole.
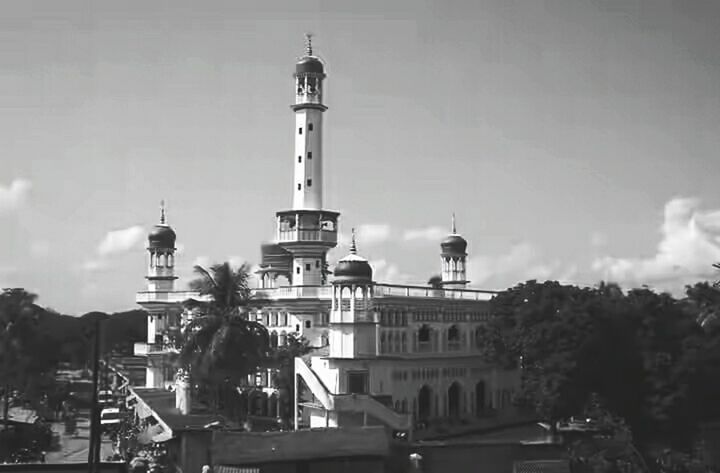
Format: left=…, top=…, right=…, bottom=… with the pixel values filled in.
left=88, top=318, right=103, bottom=472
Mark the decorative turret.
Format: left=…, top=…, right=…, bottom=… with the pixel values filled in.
left=440, top=214, right=468, bottom=289
left=333, top=230, right=373, bottom=284
left=146, top=200, right=178, bottom=291
left=329, top=230, right=377, bottom=358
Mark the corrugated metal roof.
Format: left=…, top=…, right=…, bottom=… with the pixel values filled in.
left=513, top=460, right=571, bottom=473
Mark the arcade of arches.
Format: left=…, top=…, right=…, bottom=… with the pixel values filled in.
left=407, top=381, right=513, bottom=420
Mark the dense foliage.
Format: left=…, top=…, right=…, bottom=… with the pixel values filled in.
left=179, top=263, right=270, bottom=411
left=477, top=280, right=720, bottom=459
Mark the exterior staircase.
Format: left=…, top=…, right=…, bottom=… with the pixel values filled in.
left=294, top=358, right=412, bottom=431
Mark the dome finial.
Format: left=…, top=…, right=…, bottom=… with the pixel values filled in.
left=350, top=227, right=357, bottom=254
left=304, top=33, right=313, bottom=56
left=160, top=200, right=166, bottom=225
left=452, top=212, right=456, bottom=234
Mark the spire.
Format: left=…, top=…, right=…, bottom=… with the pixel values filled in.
left=350, top=228, right=357, bottom=254
left=304, top=33, right=313, bottom=56
left=452, top=212, right=457, bottom=234
left=160, top=200, right=166, bottom=225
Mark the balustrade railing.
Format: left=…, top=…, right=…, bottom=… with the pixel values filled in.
left=277, top=229, right=337, bottom=243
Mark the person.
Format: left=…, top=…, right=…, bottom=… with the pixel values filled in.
left=201, top=465, right=211, bottom=473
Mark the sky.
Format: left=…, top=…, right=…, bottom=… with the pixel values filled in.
left=1, top=0, right=720, bottom=315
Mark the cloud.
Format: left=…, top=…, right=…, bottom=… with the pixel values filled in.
left=0, top=178, right=31, bottom=213
left=30, top=241, right=50, bottom=258
left=590, top=232, right=608, bottom=248
left=97, top=226, right=145, bottom=256
left=467, top=242, right=576, bottom=290
left=83, top=225, right=145, bottom=272
left=339, top=223, right=392, bottom=247
left=368, top=259, right=414, bottom=284
left=592, top=197, right=720, bottom=295
left=82, top=259, right=107, bottom=272
left=403, top=226, right=447, bottom=242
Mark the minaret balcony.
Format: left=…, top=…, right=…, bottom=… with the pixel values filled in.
left=276, top=209, right=340, bottom=248
left=277, top=228, right=337, bottom=245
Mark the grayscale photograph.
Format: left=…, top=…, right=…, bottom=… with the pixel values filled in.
left=1, top=1, right=719, bottom=473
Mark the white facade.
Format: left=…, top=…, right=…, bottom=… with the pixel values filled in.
left=133, top=38, right=520, bottom=431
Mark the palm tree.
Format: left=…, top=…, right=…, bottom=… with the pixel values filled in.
left=178, top=262, right=270, bottom=412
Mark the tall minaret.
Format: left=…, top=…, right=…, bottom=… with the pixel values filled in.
left=440, top=213, right=469, bottom=289
left=276, top=35, right=339, bottom=286
left=293, top=33, right=326, bottom=210
left=146, top=200, right=177, bottom=292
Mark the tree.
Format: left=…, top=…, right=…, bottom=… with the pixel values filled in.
left=0, top=288, right=44, bottom=418
left=179, top=262, right=270, bottom=412
left=270, top=333, right=311, bottom=427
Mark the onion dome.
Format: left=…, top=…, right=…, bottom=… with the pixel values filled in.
left=333, top=229, right=373, bottom=284
left=295, top=33, right=325, bottom=75
left=148, top=201, right=176, bottom=249
left=441, top=213, right=467, bottom=256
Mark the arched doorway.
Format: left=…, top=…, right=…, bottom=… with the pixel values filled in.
left=475, top=381, right=486, bottom=416
left=448, top=382, right=462, bottom=418
left=418, top=385, right=432, bottom=421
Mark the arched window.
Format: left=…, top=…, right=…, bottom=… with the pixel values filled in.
left=279, top=331, right=287, bottom=346
left=418, top=325, right=431, bottom=342
left=448, top=325, right=460, bottom=341
left=380, top=332, right=387, bottom=353
left=395, top=332, right=402, bottom=353
left=271, top=313, right=278, bottom=326
left=270, top=332, right=278, bottom=348
left=401, top=332, right=407, bottom=352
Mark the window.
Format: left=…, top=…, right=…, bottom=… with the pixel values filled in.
left=305, top=263, right=311, bottom=271
left=297, top=183, right=302, bottom=191
left=308, top=123, right=313, bottom=131
left=299, top=127, right=303, bottom=134
left=296, top=267, right=300, bottom=274
left=419, top=325, right=431, bottom=342
left=298, top=156, right=302, bottom=163
left=295, top=324, right=300, bottom=332
left=315, top=260, right=320, bottom=268
left=307, top=179, right=312, bottom=187
left=307, top=152, right=312, bottom=159
left=305, top=320, right=311, bottom=329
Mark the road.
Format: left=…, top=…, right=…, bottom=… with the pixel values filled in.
left=45, top=412, right=115, bottom=463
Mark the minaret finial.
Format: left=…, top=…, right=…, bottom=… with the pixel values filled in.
left=304, top=33, right=313, bottom=56
left=160, top=200, right=166, bottom=225
left=350, top=227, right=357, bottom=254
left=452, top=212, right=456, bottom=234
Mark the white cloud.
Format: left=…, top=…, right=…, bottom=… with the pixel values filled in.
left=0, top=179, right=31, bottom=213
left=82, top=259, right=107, bottom=272
left=368, top=259, right=414, bottom=284
left=467, top=242, right=575, bottom=290
left=403, top=226, right=447, bottom=242
left=97, top=226, right=145, bottom=256
left=590, top=232, right=608, bottom=248
left=339, top=223, right=392, bottom=247
left=30, top=240, right=50, bottom=258
left=192, top=256, right=211, bottom=268
left=592, top=197, right=720, bottom=295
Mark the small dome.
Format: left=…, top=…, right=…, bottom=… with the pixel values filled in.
left=148, top=224, right=176, bottom=249
left=441, top=234, right=467, bottom=255
left=333, top=254, right=373, bottom=284
left=333, top=230, right=372, bottom=284
left=296, top=56, right=324, bottom=74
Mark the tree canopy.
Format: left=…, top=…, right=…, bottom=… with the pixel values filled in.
left=179, top=262, right=270, bottom=391
left=477, top=279, right=720, bottom=455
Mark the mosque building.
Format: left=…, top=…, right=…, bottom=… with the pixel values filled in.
left=133, top=36, right=520, bottom=431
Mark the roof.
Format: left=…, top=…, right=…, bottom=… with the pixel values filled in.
left=513, top=461, right=571, bottom=473
left=130, top=387, right=227, bottom=433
